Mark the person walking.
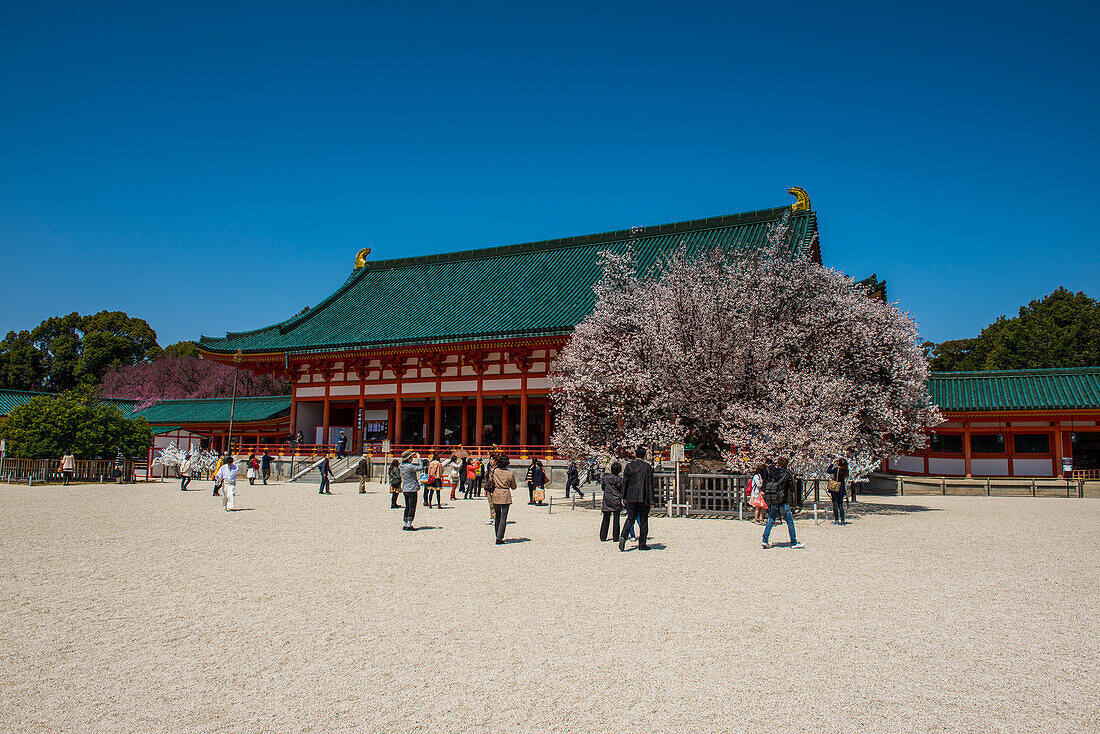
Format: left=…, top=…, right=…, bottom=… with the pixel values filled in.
left=565, top=460, right=584, bottom=499
left=399, top=450, right=421, bottom=530
left=318, top=455, right=334, bottom=494
left=750, top=463, right=767, bottom=523
left=484, top=454, right=497, bottom=525
left=246, top=454, right=259, bottom=485
left=336, top=431, right=348, bottom=459
left=216, top=455, right=240, bottom=511
left=388, top=459, right=402, bottom=508
left=114, top=449, right=126, bottom=485
left=827, top=456, right=849, bottom=525
left=600, top=461, right=625, bottom=542
left=426, top=453, right=443, bottom=508
left=261, top=450, right=274, bottom=485
left=60, top=450, right=75, bottom=486
left=456, top=448, right=469, bottom=498
left=619, top=448, right=654, bottom=551
left=762, top=457, right=804, bottom=549
left=356, top=453, right=370, bottom=494
left=487, top=454, right=518, bottom=544
left=179, top=453, right=193, bottom=491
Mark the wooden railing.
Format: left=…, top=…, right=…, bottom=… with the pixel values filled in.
left=1, top=458, right=143, bottom=484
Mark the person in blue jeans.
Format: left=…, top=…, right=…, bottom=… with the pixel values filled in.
left=762, top=456, right=804, bottom=549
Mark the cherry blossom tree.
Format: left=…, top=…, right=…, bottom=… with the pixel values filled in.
left=552, top=214, right=940, bottom=472
left=99, top=356, right=288, bottom=409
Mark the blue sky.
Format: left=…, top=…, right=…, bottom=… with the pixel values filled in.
left=2, top=1, right=1097, bottom=347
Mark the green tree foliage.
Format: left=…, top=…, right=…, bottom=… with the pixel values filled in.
left=0, top=330, right=46, bottom=390
left=0, top=311, right=163, bottom=391
left=927, top=288, right=1100, bottom=371
left=0, top=386, right=153, bottom=459
left=161, top=341, right=201, bottom=358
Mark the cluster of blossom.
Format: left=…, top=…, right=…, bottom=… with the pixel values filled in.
left=552, top=214, right=941, bottom=472
left=152, top=442, right=219, bottom=473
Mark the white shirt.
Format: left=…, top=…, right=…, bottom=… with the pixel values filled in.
left=216, top=463, right=239, bottom=485
left=751, top=473, right=763, bottom=498
left=180, top=460, right=192, bottom=476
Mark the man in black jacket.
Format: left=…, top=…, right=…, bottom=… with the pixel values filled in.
left=762, top=457, right=804, bottom=549
left=619, top=447, right=655, bottom=551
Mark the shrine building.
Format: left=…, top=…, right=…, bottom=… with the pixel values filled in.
left=197, top=189, right=820, bottom=454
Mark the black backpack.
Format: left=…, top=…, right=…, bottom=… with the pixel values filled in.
left=355, top=459, right=368, bottom=476
left=764, top=471, right=785, bottom=506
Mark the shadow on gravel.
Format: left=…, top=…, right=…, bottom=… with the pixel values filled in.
left=502, top=537, right=531, bottom=544
left=842, top=502, right=941, bottom=517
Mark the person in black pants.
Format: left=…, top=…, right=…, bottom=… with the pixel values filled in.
left=335, top=432, right=348, bottom=459
left=318, top=456, right=334, bottom=494
left=827, top=457, right=849, bottom=525
left=600, top=461, right=625, bottom=541
left=398, top=450, right=421, bottom=530
left=261, top=451, right=274, bottom=485
left=565, top=460, right=584, bottom=498
left=619, top=448, right=654, bottom=551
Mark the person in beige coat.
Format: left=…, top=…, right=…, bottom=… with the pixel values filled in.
left=487, top=454, right=518, bottom=544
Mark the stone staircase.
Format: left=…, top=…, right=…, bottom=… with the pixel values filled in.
left=288, top=456, right=360, bottom=484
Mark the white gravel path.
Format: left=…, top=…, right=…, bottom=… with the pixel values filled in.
left=1, top=480, right=1097, bottom=733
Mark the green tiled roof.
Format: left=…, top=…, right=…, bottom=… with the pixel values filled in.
left=199, top=205, right=818, bottom=354
left=151, top=425, right=183, bottom=435
left=132, top=396, right=291, bottom=424
left=929, top=368, right=1100, bottom=411
left=0, top=390, right=136, bottom=418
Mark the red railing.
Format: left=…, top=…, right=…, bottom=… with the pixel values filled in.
left=228, top=443, right=562, bottom=460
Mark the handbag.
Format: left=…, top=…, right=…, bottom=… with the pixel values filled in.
left=827, top=480, right=842, bottom=493
left=533, top=488, right=545, bottom=503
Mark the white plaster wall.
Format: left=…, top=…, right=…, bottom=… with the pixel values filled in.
left=329, top=385, right=361, bottom=396
left=482, top=378, right=522, bottom=391
left=972, top=458, right=1010, bottom=476
left=363, top=383, right=397, bottom=396
left=1012, top=458, right=1054, bottom=476
left=889, top=456, right=924, bottom=473
left=401, top=382, right=436, bottom=394
left=296, top=386, right=326, bottom=398
left=442, top=380, right=478, bottom=393
left=928, top=458, right=965, bottom=475
left=526, top=377, right=551, bottom=390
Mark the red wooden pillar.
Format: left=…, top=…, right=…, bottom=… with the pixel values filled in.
left=433, top=390, right=442, bottom=447
left=387, top=402, right=395, bottom=443
left=543, top=400, right=552, bottom=448
left=1005, top=425, right=1015, bottom=477
left=963, top=422, right=972, bottom=478
left=461, top=402, right=469, bottom=445
left=394, top=366, right=403, bottom=445
left=475, top=377, right=484, bottom=448
left=1054, top=422, right=1064, bottom=478
left=502, top=398, right=511, bottom=446
left=519, top=376, right=529, bottom=447
left=322, top=398, right=331, bottom=448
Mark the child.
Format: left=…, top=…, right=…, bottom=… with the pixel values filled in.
left=750, top=463, right=768, bottom=523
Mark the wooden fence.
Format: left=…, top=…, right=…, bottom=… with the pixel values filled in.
left=0, top=458, right=151, bottom=484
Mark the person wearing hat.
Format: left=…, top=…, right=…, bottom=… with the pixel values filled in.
left=398, top=450, right=422, bottom=530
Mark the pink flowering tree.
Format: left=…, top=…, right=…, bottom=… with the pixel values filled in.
left=552, top=215, right=940, bottom=472
left=99, top=356, right=288, bottom=409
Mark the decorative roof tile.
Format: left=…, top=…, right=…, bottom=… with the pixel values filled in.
left=132, top=396, right=291, bottom=424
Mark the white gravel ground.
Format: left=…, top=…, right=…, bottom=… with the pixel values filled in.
left=1, top=479, right=1098, bottom=733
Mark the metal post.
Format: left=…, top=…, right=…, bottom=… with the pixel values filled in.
left=227, top=350, right=241, bottom=453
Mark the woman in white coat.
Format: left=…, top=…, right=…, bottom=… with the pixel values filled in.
left=216, top=455, right=240, bottom=511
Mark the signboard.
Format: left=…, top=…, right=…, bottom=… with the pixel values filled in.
left=1062, top=456, right=1073, bottom=473
left=670, top=443, right=686, bottom=463
left=382, top=439, right=391, bottom=454
left=357, top=407, right=363, bottom=430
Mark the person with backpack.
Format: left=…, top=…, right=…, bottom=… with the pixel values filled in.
left=355, top=453, right=370, bottom=494
left=387, top=458, right=402, bottom=508
left=762, top=457, right=804, bottom=549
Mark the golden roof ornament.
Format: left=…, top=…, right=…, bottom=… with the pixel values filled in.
left=787, top=187, right=810, bottom=212
left=354, top=248, right=372, bottom=269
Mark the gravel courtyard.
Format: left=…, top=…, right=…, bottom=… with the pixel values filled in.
left=2, top=479, right=1098, bottom=733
